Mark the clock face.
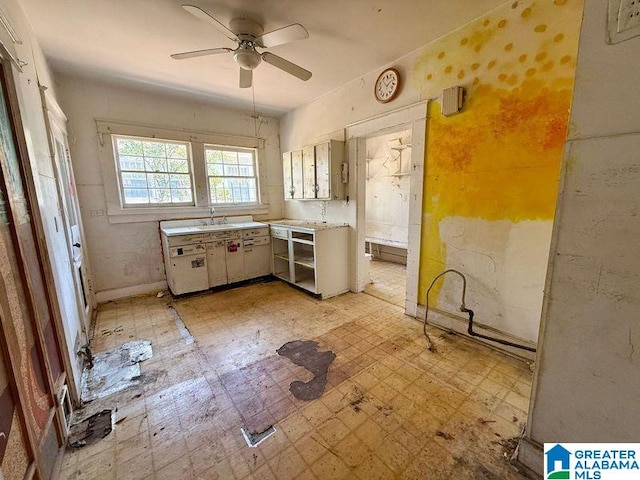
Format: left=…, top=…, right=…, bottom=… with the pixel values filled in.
left=374, top=68, right=400, bottom=103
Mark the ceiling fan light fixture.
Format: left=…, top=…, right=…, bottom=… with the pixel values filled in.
left=234, top=49, right=261, bottom=70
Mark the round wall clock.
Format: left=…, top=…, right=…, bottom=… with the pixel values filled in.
left=374, top=68, right=401, bottom=103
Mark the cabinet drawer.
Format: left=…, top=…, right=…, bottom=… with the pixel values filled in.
left=244, top=235, right=270, bottom=247
left=205, top=230, right=239, bottom=241
left=270, top=226, right=289, bottom=239
left=242, top=228, right=269, bottom=238
left=167, top=234, right=205, bottom=246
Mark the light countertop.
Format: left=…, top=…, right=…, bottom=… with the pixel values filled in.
left=161, top=221, right=268, bottom=237
left=267, top=219, right=349, bottom=231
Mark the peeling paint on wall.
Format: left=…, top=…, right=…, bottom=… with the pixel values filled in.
left=414, top=0, right=584, bottom=342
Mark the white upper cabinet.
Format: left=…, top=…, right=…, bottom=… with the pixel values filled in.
left=291, top=150, right=304, bottom=199
left=283, top=151, right=293, bottom=200
left=282, top=140, right=345, bottom=201
left=302, top=146, right=316, bottom=199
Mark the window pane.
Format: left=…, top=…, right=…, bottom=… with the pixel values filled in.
left=171, top=189, right=193, bottom=203
left=147, top=173, right=170, bottom=189
left=121, top=172, right=147, bottom=188
left=145, top=157, right=167, bottom=172
left=224, top=164, right=239, bottom=176
left=116, top=138, right=143, bottom=156
left=238, top=152, right=253, bottom=165
left=238, top=165, right=254, bottom=177
left=222, top=151, right=238, bottom=164
left=207, top=163, right=223, bottom=176
left=167, top=158, right=188, bottom=173
left=165, top=143, right=187, bottom=159
left=206, top=149, right=223, bottom=163
left=149, top=189, right=172, bottom=203
left=143, top=141, right=166, bottom=158
left=170, top=174, right=191, bottom=189
left=123, top=188, right=149, bottom=204
left=119, top=155, right=145, bottom=171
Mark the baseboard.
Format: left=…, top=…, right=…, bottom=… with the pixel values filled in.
left=415, top=304, right=537, bottom=361
left=95, top=280, right=167, bottom=303
left=514, top=436, right=543, bottom=479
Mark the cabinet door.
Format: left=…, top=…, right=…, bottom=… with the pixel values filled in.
left=282, top=151, right=293, bottom=199
left=315, top=142, right=330, bottom=199
left=302, top=145, right=316, bottom=199
left=225, top=239, right=245, bottom=282
left=245, top=245, right=272, bottom=278
left=291, top=150, right=304, bottom=199
left=207, top=241, right=227, bottom=287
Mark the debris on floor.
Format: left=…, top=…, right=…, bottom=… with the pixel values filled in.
left=68, top=409, right=112, bottom=449
left=80, top=340, right=153, bottom=402
left=241, top=425, right=277, bottom=447
left=276, top=340, right=336, bottom=401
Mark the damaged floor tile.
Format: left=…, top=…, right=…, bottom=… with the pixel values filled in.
left=80, top=340, right=153, bottom=402
left=68, top=409, right=113, bottom=449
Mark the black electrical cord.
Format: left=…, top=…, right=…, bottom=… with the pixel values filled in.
left=424, top=269, right=536, bottom=353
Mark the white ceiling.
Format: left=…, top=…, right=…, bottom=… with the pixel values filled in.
left=20, top=0, right=505, bottom=116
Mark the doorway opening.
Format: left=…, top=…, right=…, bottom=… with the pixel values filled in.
left=362, top=129, right=411, bottom=307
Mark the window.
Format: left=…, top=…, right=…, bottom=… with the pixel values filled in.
left=98, top=120, right=269, bottom=221
left=206, top=145, right=258, bottom=204
left=113, top=135, right=193, bottom=206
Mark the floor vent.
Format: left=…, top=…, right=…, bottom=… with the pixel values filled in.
left=58, top=384, right=73, bottom=434
left=241, top=426, right=276, bottom=447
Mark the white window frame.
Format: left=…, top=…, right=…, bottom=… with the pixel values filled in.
left=96, top=119, right=268, bottom=223
left=205, top=144, right=260, bottom=206
left=113, top=134, right=195, bottom=208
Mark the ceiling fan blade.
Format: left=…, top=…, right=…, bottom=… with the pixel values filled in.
left=171, top=47, right=232, bottom=60
left=261, top=52, right=312, bottom=81
left=182, top=4, right=237, bottom=42
left=256, top=24, right=309, bottom=48
left=239, top=67, right=252, bottom=88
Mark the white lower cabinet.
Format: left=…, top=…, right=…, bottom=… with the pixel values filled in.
left=270, top=222, right=349, bottom=299
left=161, top=222, right=272, bottom=295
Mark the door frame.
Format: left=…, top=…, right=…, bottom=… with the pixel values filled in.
left=346, top=101, right=428, bottom=316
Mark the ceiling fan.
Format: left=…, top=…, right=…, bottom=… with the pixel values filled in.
left=171, top=4, right=312, bottom=88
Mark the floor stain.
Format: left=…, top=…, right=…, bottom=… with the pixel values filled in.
left=276, top=340, right=336, bottom=401
left=436, top=430, right=455, bottom=440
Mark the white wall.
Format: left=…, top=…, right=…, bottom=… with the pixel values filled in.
left=55, top=73, right=283, bottom=299
left=2, top=0, right=86, bottom=397
left=519, top=0, right=640, bottom=473
left=365, top=129, right=411, bottom=247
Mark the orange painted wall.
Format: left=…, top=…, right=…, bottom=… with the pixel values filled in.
left=414, top=0, right=584, bottom=312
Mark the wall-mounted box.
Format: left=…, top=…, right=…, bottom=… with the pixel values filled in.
left=282, top=140, right=345, bottom=201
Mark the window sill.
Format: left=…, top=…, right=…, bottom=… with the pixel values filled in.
left=107, top=204, right=270, bottom=224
